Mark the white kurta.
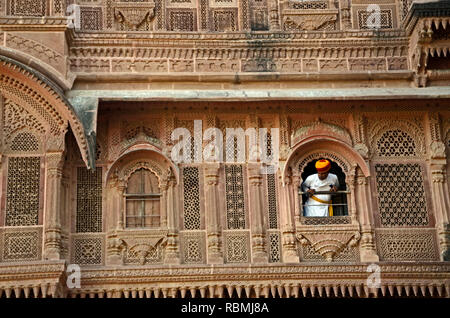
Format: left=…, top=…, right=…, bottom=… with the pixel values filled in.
left=301, top=173, right=339, bottom=217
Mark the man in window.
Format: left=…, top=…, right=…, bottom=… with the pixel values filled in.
left=302, top=159, right=339, bottom=217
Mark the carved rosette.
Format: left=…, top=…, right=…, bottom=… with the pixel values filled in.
left=296, top=225, right=361, bottom=262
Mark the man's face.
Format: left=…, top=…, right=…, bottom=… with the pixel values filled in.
left=318, top=171, right=329, bottom=180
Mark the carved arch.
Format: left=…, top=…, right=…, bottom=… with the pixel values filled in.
left=291, top=120, right=353, bottom=147
left=0, top=56, right=91, bottom=167
left=369, top=119, right=425, bottom=157
left=284, top=137, right=370, bottom=182
left=106, top=146, right=180, bottom=186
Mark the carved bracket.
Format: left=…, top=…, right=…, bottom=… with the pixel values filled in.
left=113, top=2, right=156, bottom=30
left=296, top=224, right=360, bottom=262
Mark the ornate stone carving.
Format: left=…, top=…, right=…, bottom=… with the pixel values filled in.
left=296, top=225, right=361, bottom=262
left=292, top=120, right=352, bottom=146
left=430, top=140, right=446, bottom=159
left=283, top=13, right=337, bottom=31
left=113, top=2, right=156, bottom=31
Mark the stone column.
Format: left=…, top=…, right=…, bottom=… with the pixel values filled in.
left=430, top=157, right=450, bottom=261
left=279, top=173, right=299, bottom=263
left=248, top=163, right=268, bottom=263
left=204, top=163, right=223, bottom=264
left=106, top=179, right=125, bottom=265
left=44, top=152, right=64, bottom=260
left=355, top=169, right=379, bottom=262
left=164, top=174, right=181, bottom=264
left=339, top=0, right=352, bottom=30
left=269, top=1, right=281, bottom=31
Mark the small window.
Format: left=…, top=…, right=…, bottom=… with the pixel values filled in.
left=300, top=159, right=348, bottom=217
left=125, top=168, right=161, bottom=228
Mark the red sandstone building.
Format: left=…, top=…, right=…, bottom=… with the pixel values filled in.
left=0, top=0, right=449, bottom=298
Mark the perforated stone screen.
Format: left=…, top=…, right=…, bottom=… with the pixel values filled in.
left=1, top=228, right=42, bottom=262
left=182, top=167, right=201, bottom=230
left=6, top=157, right=41, bottom=226
left=376, top=129, right=416, bottom=157
left=225, top=164, right=246, bottom=230
left=267, top=173, right=278, bottom=229
left=76, top=167, right=103, bottom=233
left=72, top=237, right=103, bottom=265
left=375, top=163, right=429, bottom=227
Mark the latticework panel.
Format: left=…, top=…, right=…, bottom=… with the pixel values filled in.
left=1, top=228, right=42, bottom=262
left=224, top=231, right=250, bottom=263
left=76, top=167, right=102, bottom=233
left=376, top=229, right=438, bottom=261
left=268, top=231, right=281, bottom=263
left=6, top=157, right=41, bottom=226
left=289, top=1, right=327, bottom=10
left=376, top=129, right=416, bottom=157
left=299, top=243, right=359, bottom=263
left=180, top=231, right=206, bottom=264
left=375, top=164, right=429, bottom=227
left=400, top=0, right=412, bottom=21
left=300, top=216, right=352, bottom=225
left=182, top=167, right=201, bottom=230
left=80, top=6, right=103, bottom=30
left=358, top=9, right=393, bottom=29
left=7, top=0, right=47, bottom=16
left=167, top=10, right=196, bottom=31
left=266, top=173, right=278, bottom=229
left=225, top=164, right=246, bottom=230
left=9, top=132, right=40, bottom=152
left=212, top=9, right=237, bottom=32
left=71, top=236, right=104, bottom=266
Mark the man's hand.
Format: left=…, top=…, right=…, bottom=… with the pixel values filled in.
left=330, top=186, right=338, bottom=193
left=307, top=189, right=315, bottom=197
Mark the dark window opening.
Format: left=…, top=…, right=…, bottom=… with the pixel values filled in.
left=300, top=158, right=348, bottom=216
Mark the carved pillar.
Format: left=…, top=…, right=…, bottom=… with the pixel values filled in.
left=339, top=0, right=352, bottom=30
left=355, top=169, right=379, bottom=262
left=427, top=113, right=450, bottom=260
left=292, top=174, right=302, bottom=224
left=204, top=163, right=224, bottom=264
left=248, top=163, right=268, bottom=263
left=279, top=172, right=299, bottom=263
left=164, top=173, right=181, bottom=264
left=269, top=0, right=281, bottom=31
left=117, top=183, right=126, bottom=230
left=44, top=152, right=64, bottom=260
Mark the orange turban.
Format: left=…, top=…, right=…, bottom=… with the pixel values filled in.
left=315, top=159, right=331, bottom=173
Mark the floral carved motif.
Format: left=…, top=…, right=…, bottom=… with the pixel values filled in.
left=291, top=120, right=352, bottom=146
left=283, top=13, right=337, bottom=31
left=113, top=2, right=156, bottom=30
left=296, top=225, right=361, bottom=262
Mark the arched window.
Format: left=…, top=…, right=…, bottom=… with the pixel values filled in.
left=300, top=158, right=348, bottom=217
left=125, top=168, right=161, bottom=228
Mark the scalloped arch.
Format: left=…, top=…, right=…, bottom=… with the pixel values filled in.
left=0, top=56, right=91, bottom=167
left=284, top=137, right=370, bottom=182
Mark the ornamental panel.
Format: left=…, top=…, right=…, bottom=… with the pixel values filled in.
left=6, top=157, right=41, bottom=227
left=268, top=231, right=281, bottom=263
left=1, top=227, right=42, bottom=262
left=180, top=231, right=206, bottom=264
left=266, top=173, right=278, bottom=229
left=376, top=129, right=417, bottom=157
left=71, top=235, right=104, bottom=266
left=182, top=167, right=201, bottom=230
left=224, top=230, right=250, bottom=263
left=7, top=0, right=48, bottom=16
left=76, top=167, right=103, bottom=233
left=225, top=164, right=246, bottom=230
left=80, top=6, right=103, bottom=30
left=299, top=242, right=359, bottom=263
left=376, top=229, right=439, bottom=261
left=375, top=163, right=429, bottom=227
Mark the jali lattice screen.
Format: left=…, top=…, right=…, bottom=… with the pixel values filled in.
left=6, top=157, right=41, bottom=226
left=76, top=167, right=103, bottom=233
left=225, top=164, right=246, bottom=230
left=182, top=167, right=201, bottom=230
left=375, top=163, right=429, bottom=227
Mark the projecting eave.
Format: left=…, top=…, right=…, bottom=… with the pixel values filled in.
left=66, top=86, right=450, bottom=102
